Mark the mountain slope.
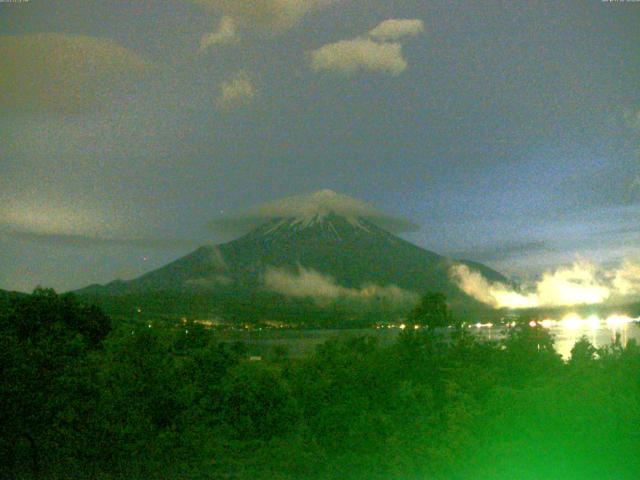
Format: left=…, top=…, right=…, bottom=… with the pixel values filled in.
left=76, top=191, right=508, bottom=324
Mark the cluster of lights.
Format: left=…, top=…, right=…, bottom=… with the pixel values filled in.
left=606, top=315, right=636, bottom=328
left=529, top=313, right=636, bottom=330
left=376, top=323, right=423, bottom=330
left=465, top=315, right=637, bottom=330
left=468, top=322, right=494, bottom=328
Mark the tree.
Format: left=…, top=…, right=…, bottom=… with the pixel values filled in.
left=2, top=287, right=111, bottom=346
left=0, top=288, right=111, bottom=477
left=407, top=292, right=452, bottom=329
left=569, top=336, right=597, bottom=367
left=219, top=362, right=298, bottom=440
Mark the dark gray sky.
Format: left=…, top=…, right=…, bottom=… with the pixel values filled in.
left=1, top=0, right=639, bottom=292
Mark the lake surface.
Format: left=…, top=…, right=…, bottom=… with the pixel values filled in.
left=220, top=313, right=640, bottom=360
left=468, top=313, right=640, bottom=358
left=540, top=314, right=640, bottom=358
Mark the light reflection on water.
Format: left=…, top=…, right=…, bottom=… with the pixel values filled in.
left=472, top=314, right=640, bottom=359
left=231, top=314, right=640, bottom=360
left=548, top=314, right=638, bottom=359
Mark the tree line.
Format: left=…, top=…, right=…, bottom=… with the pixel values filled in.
left=2, top=288, right=640, bottom=479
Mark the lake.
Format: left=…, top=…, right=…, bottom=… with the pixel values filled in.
left=537, top=313, right=640, bottom=358
left=218, top=313, right=640, bottom=360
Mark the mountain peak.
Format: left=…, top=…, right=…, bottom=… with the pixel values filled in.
left=209, top=190, right=419, bottom=238
left=314, top=188, right=339, bottom=197
left=253, top=211, right=376, bottom=240
left=255, top=190, right=368, bottom=230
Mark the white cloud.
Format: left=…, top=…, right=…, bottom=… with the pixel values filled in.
left=193, top=0, right=335, bottom=31
left=310, top=38, right=407, bottom=76
left=200, top=16, right=239, bottom=51
left=264, top=266, right=418, bottom=305
left=0, top=199, right=203, bottom=249
left=0, top=33, right=155, bottom=113
left=368, top=19, right=424, bottom=41
left=265, top=266, right=343, bottom=299
left=208, top=189, right=417, bottom=237
left=450, top=264, right=539, bottom=309
left=451, top=259, right=640, bottom=309
left=309, top=17, right=424, bottom=76
left=0, top=200, right=123, bottom=238
left=535, top=262, right=611, bottom=306
left=613, top=261, right=640, bottom=296
left=218, top=72, right=255, bottom=107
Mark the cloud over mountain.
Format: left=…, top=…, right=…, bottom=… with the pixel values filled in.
left=264, top=265, right=418, bottom=305
left=208, top=189, right=418, bottom=237
left=451, top=259, right=640, bottom=309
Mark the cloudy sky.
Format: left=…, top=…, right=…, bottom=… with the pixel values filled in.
left=1, top=0, right=639, bottom=292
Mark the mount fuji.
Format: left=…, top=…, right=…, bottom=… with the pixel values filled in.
left=77, top=190, right=508, bottom=325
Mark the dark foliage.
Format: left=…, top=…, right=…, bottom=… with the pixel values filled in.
left=407, top=291, right=452, bottom=328
left=1, top=289, right=640, bottom=479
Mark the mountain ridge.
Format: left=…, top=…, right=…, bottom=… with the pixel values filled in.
left=76, top=192, right=508, bottom=324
